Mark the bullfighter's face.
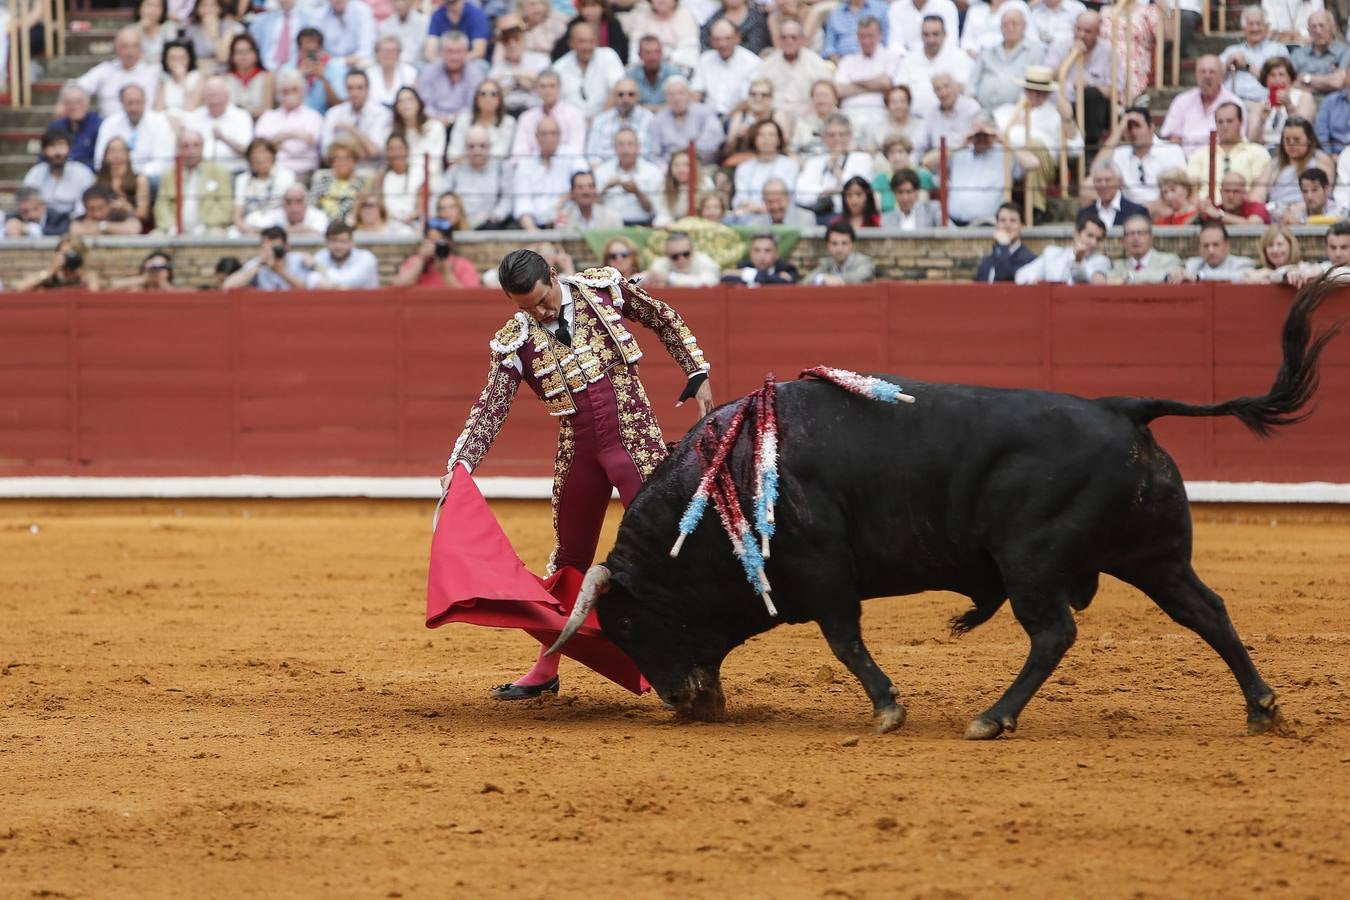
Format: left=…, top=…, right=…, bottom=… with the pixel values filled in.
left=507, top=269, right=563, bottom=325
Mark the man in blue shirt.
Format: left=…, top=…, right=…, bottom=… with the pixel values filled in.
left=822, top=0, right=890, bottom=61
left=221, top=226, right=311, bottom=291
left=1315, top=80, right=1350, bottom=155
left=48, top=84, right=102, bottom=170
left=426, top=0, right=490, bottom=65
left=944, top=114, right=1018, bottom=226
left=281, top=27, right=348, bottom=113
left=313, top=0, right=376, bottom=72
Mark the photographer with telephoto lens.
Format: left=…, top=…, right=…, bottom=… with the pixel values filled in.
left=221, top=225, right=310, bottom=291
left=391, top=218, right=482, bottom=288
left=14, top=236, right=103, bottom=291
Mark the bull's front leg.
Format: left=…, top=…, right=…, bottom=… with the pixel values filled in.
left=817, top=612, right=907, bottom=733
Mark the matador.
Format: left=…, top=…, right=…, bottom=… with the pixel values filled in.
left=442, top=249, right=714, bottom=699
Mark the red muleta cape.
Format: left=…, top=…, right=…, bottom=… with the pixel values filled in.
left=425, top=473, right=649, bottom=694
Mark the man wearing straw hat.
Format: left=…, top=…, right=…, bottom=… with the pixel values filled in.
left=993, top=64, right=1083, bottom=223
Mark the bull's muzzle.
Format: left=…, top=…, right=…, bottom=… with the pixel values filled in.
left=544, top=564, right=610, bottom=656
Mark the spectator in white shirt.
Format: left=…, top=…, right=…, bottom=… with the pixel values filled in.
left=594, top=126, right=665, bottom=224
left=184, top=76, right=254, bottom=175
left=1264, top=0, right=1322, bottom=42
left=304, top=220, right=380, bottom=289
left=795, top=112, right=875, bottom=221
left=93, top=83, right=176, bottom=179
left=232, top=137, right=296, bottom=235
left=992, top=64, right=1083, bottom=221
left=1028, top=0, right=1085, bottom=47
left=691, top=17, right=761, bottom=116
left=732, top=120, right=802, bottom=218
left=321, top=69, right=393, bottom=164
left=1096, top=105, right=1187, bottom=210
left=1015, top=212, right=1110, bottom=283
left=76, top=26, right=161, bottom=119
left=440, top=126, right=513, bottom=228
left=366, top=36, right=418, bottom=108
left=751, top=19, right=832, bottom=123
left=246, top=183, right=329, bottom=234
left=377, top=0, right=427, bottom=68
left=647, top=230, right=722, bottom=287
left=888, top=0, right=960, bottom=54
left=835, top=17, right=899, bottom=135
left=961, top=0, right=1033, bottom=55
left=555, top=169, right=624, bottom=228
left=554, top=21, right=627, bottom=117
left=895, top=15, right=973, bottom=115
left=512, top=115, right=587, bottom=229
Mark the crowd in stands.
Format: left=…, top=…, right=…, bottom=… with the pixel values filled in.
left=5, top=0, right=1350, bottom=290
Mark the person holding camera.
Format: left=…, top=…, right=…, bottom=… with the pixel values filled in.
left=14, top=237, right=103, bottom=291
left=392, top=219, right=482, bottom=288
left=107, top=251, right=176, bottom=291
left=221, top=225, right=310, bottom=291
left=302, top=220, right=380, bottom=289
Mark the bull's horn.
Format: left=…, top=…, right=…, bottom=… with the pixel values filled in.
left=544, top=564, right=611, bottom=656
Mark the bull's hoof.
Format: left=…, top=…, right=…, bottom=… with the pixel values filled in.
left=1247, top=704, right=1286, bottom=736
left=872, top=704, right=907, bottom=734
left=964, top=715, right=1016, bottom=741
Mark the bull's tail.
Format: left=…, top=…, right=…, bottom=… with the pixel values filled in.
left=1102, top=276, right=1345, bottom=437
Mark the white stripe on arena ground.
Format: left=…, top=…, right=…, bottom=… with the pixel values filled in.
left=1, top=477, right=1350, bottom=503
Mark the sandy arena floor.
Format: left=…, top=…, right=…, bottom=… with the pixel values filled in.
left=3, top=499, right=1350, bottom=899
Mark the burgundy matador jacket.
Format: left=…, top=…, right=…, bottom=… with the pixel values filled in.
left=445, top=266, right=711, bottom=495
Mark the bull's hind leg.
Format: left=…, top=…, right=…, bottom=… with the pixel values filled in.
left=1126, top=564, right=1280, bottom=734
left=816, top=607, right=907, bottom=733
left=966, top=590, right=1077, bottom=740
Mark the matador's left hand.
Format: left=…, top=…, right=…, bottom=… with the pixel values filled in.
left=693, top=379, right=714, bottom=418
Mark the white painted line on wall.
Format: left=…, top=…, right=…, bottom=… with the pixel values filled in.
left=1, top=477, right=1349, bottom=503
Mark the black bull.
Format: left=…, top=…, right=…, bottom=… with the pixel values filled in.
left=549, top=282, right=1344, bottom=739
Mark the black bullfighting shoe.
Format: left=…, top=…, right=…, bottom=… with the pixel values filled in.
left=489, top=676, right=560, bottom=700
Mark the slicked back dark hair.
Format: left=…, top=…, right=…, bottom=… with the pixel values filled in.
left=498, top=249, right=551, bottom=295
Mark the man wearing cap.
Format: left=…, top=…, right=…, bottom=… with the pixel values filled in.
left=1095, top=105, right=1187, bottom=211
left=943, top=113, right=1012, bottom=225
left=442, top=249, right=713, bottom=700
left=490, top=14, right=551, bottom=114
left=993, top=64, right=1083, bottom=222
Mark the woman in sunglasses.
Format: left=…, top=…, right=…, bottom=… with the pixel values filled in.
left=446, top=78, right=516, bottom=165
left=600, top=235, right=642, bottom=279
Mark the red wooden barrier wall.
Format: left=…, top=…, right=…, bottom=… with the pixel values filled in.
left=2, top=284, right=1348, bottom=482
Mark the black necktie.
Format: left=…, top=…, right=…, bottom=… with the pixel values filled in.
left=554, top=311, right=571, bottom=347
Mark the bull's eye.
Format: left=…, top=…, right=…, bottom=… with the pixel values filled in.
left=608, top=614, right=635, bottom=640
